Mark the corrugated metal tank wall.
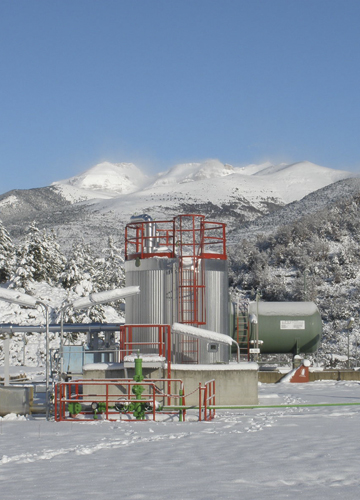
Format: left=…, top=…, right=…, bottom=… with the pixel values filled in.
left=203, top=259, right=229, bottom=334
left=199, top=259, right=230, bottom=363
left=125, top=257, right=230, bottom=363
left=125, top=258, right=178, bottom=353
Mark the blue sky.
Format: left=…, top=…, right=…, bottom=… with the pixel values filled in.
left=1, top=0, right=360, bottom=192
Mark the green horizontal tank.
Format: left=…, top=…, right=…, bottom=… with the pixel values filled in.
left=248, top=301, right=322, bottom=355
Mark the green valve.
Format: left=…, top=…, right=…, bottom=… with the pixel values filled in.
left=98, top=402, right=106, bottom=412
left=91, top=402, right=107, bottom=419
left=132, top=384, right=145, bottom=399
left=68, top=402, right=82, bottom=415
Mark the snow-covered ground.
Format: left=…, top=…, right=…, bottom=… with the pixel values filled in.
left=1, top=380, right=360, bottom=499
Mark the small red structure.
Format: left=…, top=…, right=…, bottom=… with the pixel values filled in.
left=289, top=362, right=310, bottom=383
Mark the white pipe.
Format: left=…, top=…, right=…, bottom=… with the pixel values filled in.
left=72, top=286, right=140, bottom=311
left=36, top=301, right=50, bottom=420
left=0, top=288, right=37, bottom=308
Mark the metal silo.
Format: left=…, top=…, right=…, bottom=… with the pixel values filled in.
left=124, top=214, right=230, bottom=363
left=199, top=258, right=230, bottom=363
left=125, top=257, right=177, bottom=327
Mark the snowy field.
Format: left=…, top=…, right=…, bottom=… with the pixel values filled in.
left=1, top=380, right=360, bottom=500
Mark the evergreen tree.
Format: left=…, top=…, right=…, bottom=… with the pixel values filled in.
left=12, top=222, right=66, bottom=289
left=60, top=241, right=95, bottom=292
left=97, top=236, right=125, bottom=291
left=61, top=241, right=105, bottom=323
left=86, top=236, right=126, bottom=316
left=0, top=220, right=15, bottom=282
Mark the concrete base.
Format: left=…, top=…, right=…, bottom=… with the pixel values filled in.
left=171, top=364, right=258, bottom=405
left=82, top=362, right=259, bottom=406
left=258, top=368, right=360, bottom=383
left=0, top=386, right=33, bottom=416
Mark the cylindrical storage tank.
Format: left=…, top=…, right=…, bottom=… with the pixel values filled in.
left=198, top=259, right=230, bottom=363
left=125, top=257, right=178, bottom=353
left=248, top=301, right=322, bottom=354
left=203, top=259, right=229, bottom=334
left=124, top=214, right=230, bottom=364
left=125, top=257, right=230, bottom=363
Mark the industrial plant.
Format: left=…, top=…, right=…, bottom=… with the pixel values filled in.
left=0, top=214, right=322, bottom=420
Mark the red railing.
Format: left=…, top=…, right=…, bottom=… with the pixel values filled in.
left=119, top=324, right=171, bottom=379
left=199, top=379, right=216, bottom=421
left=199, top=220, right=227, bottom=260
left=54, top=378, right=185, bottom=422
left=125, top=215, right=227, bottom=262
left=125, top=219, right=176, bottom=260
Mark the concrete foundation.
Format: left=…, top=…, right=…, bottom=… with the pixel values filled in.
left=0, top=386, right=33, bottom=416
left=170, top=364, right=258, bottom=405
left=258, top=368, right=360, bottom=383
left=82, top=362, right=259, bottom=406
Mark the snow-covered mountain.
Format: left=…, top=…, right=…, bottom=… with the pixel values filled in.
left=46, top=158, right=354, bottom=228
left=149, top=159, right=236, bottom=186
left=0, top=158, right=354, bottom=247
left=51, top=159, right=352, bottom=207
left=52, top=162, right=150, bottom=202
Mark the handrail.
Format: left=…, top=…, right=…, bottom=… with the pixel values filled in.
left=125, top=216, right=226, bottom=261
left=198, top=379, right=216, bottom=421
left=54, top=377, right=186, bottom=422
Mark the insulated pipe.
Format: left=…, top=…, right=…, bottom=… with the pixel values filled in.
left=0, top=288, right=38, bottom=308
left=249, top=313, right=259, bottom=361
left=130, top=214, right=153, bottom=223
left=72, top=286, right=140, bottom=311
left=0, top=323, right=125, bottom=334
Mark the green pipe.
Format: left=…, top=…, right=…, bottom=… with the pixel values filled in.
left=163, top=402, right=360, bottom=411
left=179, top=389, right=184, bottom=422
left=134, top=357, right=144, bottom=382
left=133, top=356, right=145, bottom=419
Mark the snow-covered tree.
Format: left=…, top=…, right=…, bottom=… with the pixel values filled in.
left=60, top=241, right=94, bottom=293
left=60, top=241, right=106, bottom=323
left=81, top=236, right=126, bottom=317
left=97, top=236, right=125, bottom=291
left=0, top=220, right=15, bottom=282
left=12, top=222, right=66, bottom=289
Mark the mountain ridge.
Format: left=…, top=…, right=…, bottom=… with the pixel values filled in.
left=47, top=159, right=353, bottom=204
left=0, top=159, right=355, bottom=250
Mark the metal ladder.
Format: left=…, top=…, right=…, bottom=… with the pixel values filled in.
left=235, top=300, right=250, bottom=361
left=176, top=215, right=206, bottom=327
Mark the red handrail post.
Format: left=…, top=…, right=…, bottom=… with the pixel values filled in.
left=199, top=382, right=202, bottom=421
